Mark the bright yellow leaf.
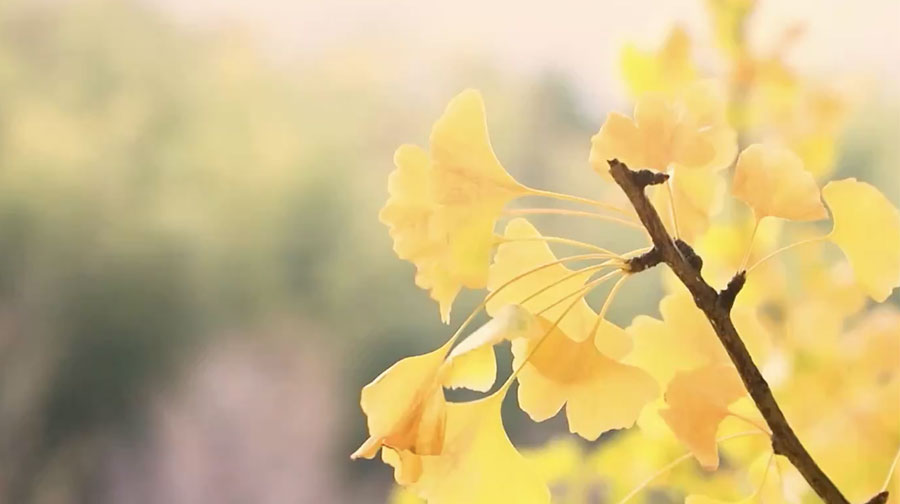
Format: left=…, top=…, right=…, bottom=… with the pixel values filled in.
left=621, top=26, right=697, bottom=98
left=823, top=178, right=900, bottom=302
left=652, top=164, right=726, bottom=241
left=590, top=82, right=736, bottom=175
left=352, top=342, right=450, bottom=460
left=442, top=305, right=538, bottom=392
left=380, top=90, right=528, bottom=323
left=512, top=314, right=657, bottom=440
left=388, top=392, right=551, bottom=504
left=660, top=364, right=747, bottom=470
left=732, top=144, right=826, bottom=222
left=487, top=218, right=632, bottom=354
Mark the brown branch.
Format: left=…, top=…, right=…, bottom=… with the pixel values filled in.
left=608, top=159, right=861, bottom=504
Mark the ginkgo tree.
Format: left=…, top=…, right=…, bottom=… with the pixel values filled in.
left=353, top=2, right=900, bottom=503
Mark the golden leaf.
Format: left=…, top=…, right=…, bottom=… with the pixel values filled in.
left=823, top=178, right=900, bottom=302
left=732, top=144, right=826, bottom=221
left=660, top=364, right=746, bottom=470
left=512, top=314, right=658, bottom=440
left=388, top=393, right=551, bottom=503
left=380, top=90, right=527, bottom=323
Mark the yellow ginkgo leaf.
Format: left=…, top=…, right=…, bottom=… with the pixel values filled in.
left=823, top=178, right=900, bottom=302
left=388, top=393, right=551, bottom=504
left=512, top=314, right=658, bottom=440
left=380, top=90, right=528, bottom=323
left=352, top=342, right=450, bottom=460
left=732, top=144, right=827, bottom=222
left=660, top=364, right=746, bottom=470
left=487, top=218, right=632, bottom=354
left=621, top=26, right=697, bottom=98
left=625, top=292, right=729, bottom=389
left=652, top=164, right=726, bottom=241
left=355, top=307, right=533, bottom=461
left=685, top=453, right=788, bottom=504
left=441, top=305, right=538, bottom=392
left=590, top=82, right=736, bottom=176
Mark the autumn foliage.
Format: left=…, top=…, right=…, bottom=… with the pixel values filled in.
left=354, top=1, right=900, bottom=503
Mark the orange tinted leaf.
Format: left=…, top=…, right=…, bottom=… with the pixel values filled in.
left=660, top=364, right=746, bottom=469
left=732, top=144, right=826, bottom=221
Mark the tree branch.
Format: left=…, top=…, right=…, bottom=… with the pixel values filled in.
left=608, top=159, right=860, bottom=504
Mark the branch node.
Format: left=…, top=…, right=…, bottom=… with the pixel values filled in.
left=608, top=157, right=850, bottom=504
left=624, top=247, right=663, bottom=273
left=864, top=491, right=889, bottom=504
left=718, top=271, right=746, bottom=311
left=607, top=159, right=668, bottom=188
left=675, top=239, right=703, bottom=272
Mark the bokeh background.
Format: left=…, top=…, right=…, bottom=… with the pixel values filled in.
left=0, top=0, right=896, bottom=502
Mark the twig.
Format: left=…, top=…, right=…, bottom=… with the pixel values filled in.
left=608, top=159, right=858, bottom=504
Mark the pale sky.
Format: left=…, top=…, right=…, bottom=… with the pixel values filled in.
left=148, top=0, right=900, bottom=107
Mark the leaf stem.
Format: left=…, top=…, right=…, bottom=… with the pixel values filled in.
left=664, top=177, right=681, bottom=240
left=615, top=431, right=767, bottom=504
left=746, top=235, right=828, bottom=273
left=608, top=159, right=851, bottom=504
left=442, top=253, right=615, bottom=353
left=882, top=443, right=900, bottom=492
left=587, top=273, right=629, bottom=341
left=517, top=262, right=619, bottom=307
left=524, top=187, right=634, bottom=216
left=739, top=217, right=762, bottom=272
left=727, top=411, right=773, bottom=436
left=535, top=270, right=622, bottom=316
left=501, top=289, right=590, bottom=391
left=503, top=207, right=644, bottom=230
left=496, top=235, right=621, bottom=256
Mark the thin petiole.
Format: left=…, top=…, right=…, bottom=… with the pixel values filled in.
left=752, top=452, right=777, bottom=499
left=739, top=217, right=762, bottom=272
left=665, top=177, right=681, bottom=240
left=881, top=443, right=900, bottom=492
left=496, top=235, right=622, bottom=256
left=588, top=273, right=629, bottom=341
left=727, top=410, right=773, bottom=436
left=534, top=270, right=623, bottom=317
left=439, top=253, right=617, bottom=356
left=517, top=261, right=620, bottom=307
left=746, top=235, right=828, bottom=273
left=615, top=431, right=768, bottom=504
left=502, top=208, right=643, bottom=230
left=501, top=291, right=587, bottom=390
left=524, top=187, right=634, bottom=217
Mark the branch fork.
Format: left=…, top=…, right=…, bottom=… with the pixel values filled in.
left=609, top=158, right=870, bottom=504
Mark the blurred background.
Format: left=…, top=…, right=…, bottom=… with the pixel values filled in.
left=0, top=0, right=896, bottom=502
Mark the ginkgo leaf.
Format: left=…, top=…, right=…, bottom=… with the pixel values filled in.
left=823, top=178, right=900, bottom=302
left=429, top=90, right=525, bottom=204
left=388, top=392, right=551, bottom=504
left=512, top=314, right=658, bottom=440
left=352, top=342, right=450, bottom=460
left=732, top=144, right=827, bottom=222
left=380, top=90, right=528, bottom=323
left=441, top=305, right=538, bottom=392
left=625, top=293, right=727, bottom=388
left=590, top=82, right=736, bottom=176
left=487, top=218, right=632, bottom=355
left=660, top=364, right=746, bottom=470
left=685, top=453, right=788, bottom=504
left=652, top=164, right=726, bottom=241
left=621, top=26, right=696, bottom=98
